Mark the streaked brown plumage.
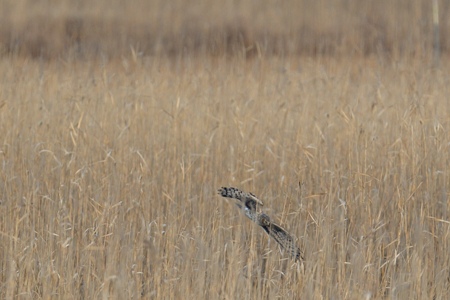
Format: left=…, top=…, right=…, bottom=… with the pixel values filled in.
left=218, top=186, right=303, bottom=262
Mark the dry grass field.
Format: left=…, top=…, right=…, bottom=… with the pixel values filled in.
left=1, top=1, right=450, bottom=299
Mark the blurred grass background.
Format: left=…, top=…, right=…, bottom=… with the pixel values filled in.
left=1, top=0, right=449, bottom=60
left=1, top=1, right=450, bottom=299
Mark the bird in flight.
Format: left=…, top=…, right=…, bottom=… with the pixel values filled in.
left=217, top=187, right=303, bottom=262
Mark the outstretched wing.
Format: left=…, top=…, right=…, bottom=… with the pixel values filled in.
left=218, top=187, right=303, bottom=262
left=217, top=187, right=263, bottom=206
left=218, top=187, right=263, bottom=221
left=258, top=214, right=303, bottom=261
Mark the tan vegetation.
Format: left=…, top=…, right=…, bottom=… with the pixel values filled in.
left=1, top=0, right=450, bottom=59
left=1, top=1, right=450, bottom=299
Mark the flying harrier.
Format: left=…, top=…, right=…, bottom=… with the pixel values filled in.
left=218, top=187, right=303, bottom=262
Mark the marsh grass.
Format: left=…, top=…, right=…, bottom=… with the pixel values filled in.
left=1, top=0, right=449, bottom=59
left=1, top=1, right=450, bottom=299
left=1, top=55, right=450, bottom=299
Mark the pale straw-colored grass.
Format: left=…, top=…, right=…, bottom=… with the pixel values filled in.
left=1, top=55, right=449, bottom=299
left=1, top=1, right=450, bottom=299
